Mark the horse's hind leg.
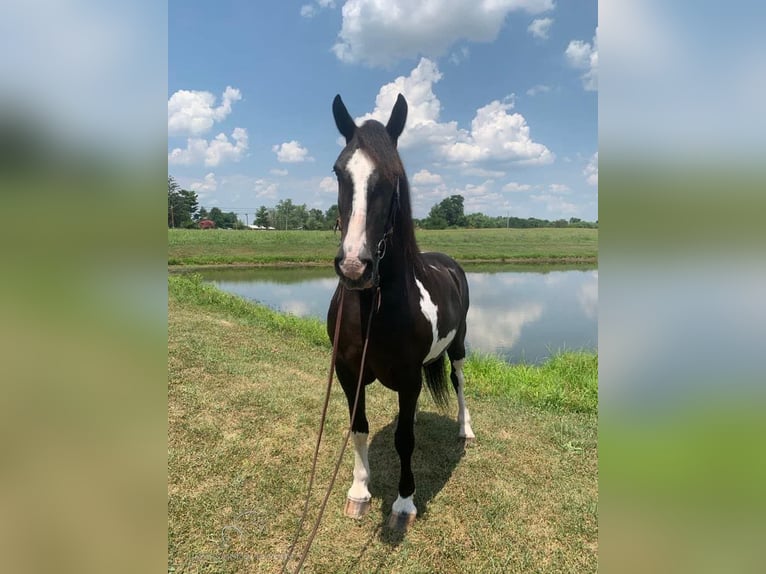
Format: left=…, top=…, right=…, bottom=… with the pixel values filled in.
left=448, top=329, right=475, bottom=440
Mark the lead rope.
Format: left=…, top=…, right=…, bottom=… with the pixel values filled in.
left=280, top=287, right=345, bottom=573
left=281, top=286, right=381, bottom=574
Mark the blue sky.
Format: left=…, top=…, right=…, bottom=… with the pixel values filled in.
left=169, top=1, right=597, bottom=221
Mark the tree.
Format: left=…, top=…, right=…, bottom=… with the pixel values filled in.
left=304, top=208, right=325, bottom=230
left=465, top=212, right=492, bottom=228
left=440, top=195, right=467, bottom=227
left=422, top=195, right=466, bottom=229
left=324, top=204, right=339, bottom=230
left=207, top=207, right=241, bottom=229
left=274, top=198, right=310, bottom=229
left=168, top=176, right=199, bottom=228
left=274, top=199, right=294, bottom=230
left=255, top=206, right=270, bottom=227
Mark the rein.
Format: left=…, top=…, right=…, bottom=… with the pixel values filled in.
left=281, top=285, right=382, bottom=573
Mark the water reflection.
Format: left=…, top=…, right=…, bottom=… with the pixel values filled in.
left=196, top=265, right=597, bottom=364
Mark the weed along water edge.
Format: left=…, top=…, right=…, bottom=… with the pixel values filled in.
left=168, top=274, right=597, bottom=573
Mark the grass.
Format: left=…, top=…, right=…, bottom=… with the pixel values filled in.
left=168, top=275, right=598, bottom=573
left=168, top=227, right=597, bottom=267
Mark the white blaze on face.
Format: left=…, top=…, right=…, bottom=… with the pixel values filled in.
left=342, top=149, right=374, bottom=263
left=415, top=277, right=457, bottom=363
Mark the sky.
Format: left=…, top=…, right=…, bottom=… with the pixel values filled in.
left=168, top=0, right=598, bottom=221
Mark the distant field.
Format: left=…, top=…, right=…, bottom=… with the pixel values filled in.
left=168, top=227, right=598, bottom=266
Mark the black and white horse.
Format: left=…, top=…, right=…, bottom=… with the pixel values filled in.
left=327, top=94, right=475, bottom=527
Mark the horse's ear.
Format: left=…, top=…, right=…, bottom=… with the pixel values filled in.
left=386, top=94, right=408, bottom=145
left=332, top=95, right=356, bottom=143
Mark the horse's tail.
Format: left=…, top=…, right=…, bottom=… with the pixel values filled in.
left=423, top=354, right=451, bottom=411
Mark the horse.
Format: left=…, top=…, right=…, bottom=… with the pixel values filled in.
left=326, top=93, right=475, bottom=529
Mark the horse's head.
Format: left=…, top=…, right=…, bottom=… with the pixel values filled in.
left=331, top=94, right=408, bottom=290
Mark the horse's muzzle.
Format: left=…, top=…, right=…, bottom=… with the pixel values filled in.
left=335, top=253, right=374, bottom=289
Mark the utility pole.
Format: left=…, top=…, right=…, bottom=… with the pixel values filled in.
left=170, top=202, right=175, bottom=228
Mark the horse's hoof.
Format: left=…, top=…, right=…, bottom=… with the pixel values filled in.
left=344, top=498, right=371, bottom=519
left=387, top=511, right=416, bottom=530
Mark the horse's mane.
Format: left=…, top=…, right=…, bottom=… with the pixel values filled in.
left=354, top=121, right=421, bottom=269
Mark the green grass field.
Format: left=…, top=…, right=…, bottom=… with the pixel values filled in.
left=168, top=275, right=598, bottom=573
left=168, top=227, right=598, bottom=267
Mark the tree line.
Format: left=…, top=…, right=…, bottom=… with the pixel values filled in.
left=168, top=176, right=596, bottom=230
left=419, top=194, right=598, bottom=229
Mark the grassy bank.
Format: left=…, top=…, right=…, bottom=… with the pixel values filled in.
left=168, top=275, right=597, bottom=573
left=168, top=227, right=598, bottom=267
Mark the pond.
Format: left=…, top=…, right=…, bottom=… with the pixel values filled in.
left=198, top=264, right=597, bottom=364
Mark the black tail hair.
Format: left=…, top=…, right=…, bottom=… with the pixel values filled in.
left=422, top=354, right=451, bottom=411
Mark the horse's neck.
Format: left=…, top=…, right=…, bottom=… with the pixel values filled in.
left=379, top=235, right=421, bottom=290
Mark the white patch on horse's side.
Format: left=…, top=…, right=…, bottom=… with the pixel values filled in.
left=415, top=277, right=456, bottom=364
left=452, top=359, right=475, bottom=439
left=343, top=149, right=374, bottom=262
left=391, top=493, right=417, bottom=516
left=347, top=431, right=371, bottom=502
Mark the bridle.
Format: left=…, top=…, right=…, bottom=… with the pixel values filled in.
left=371, top=176, right=400, bottom=287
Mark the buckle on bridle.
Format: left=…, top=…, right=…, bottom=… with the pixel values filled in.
left=376, top=236, right=387, bottom=260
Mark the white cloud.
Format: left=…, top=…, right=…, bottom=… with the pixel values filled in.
left=168, top=86, right=242, bottom=136
left=254, top=179, right=279, bottom=199
left=449, top=46, right=470, bottom=65
left=359, top=58, right=552, bottom=165
left=527, top=17, right=553, bottom=40
left=301, top=0, right=336, bottom=18
left=333, top=0, right=554, bottom=67
left=463, top=167, right=507, bottom=178
left=272, top=140, right=314, bottom=163
left=441, top=97, right=554, bottom=165
left=412, top=169, right=443, bottom=185
left=565, top=29, right=598, bottom=91
left=355, top=58, right=454, bottom=148
left=530, top=193, right=579, bottom=216
left=503, top=182, right=532, bottom=192
left=548, top=183, right=571, bottom=194
left=168, top=127, right=249, bottom=167
left=189, top=172, right=217, bottom=194
left=270, top=168, right=289, bottom=176
left=319, top=176, right=337, bottom=194
left=526, top=84, right=551, bottom=96
left=460, top=180, right=508, bottom=214
left=584, top=152, right=598, bottom=185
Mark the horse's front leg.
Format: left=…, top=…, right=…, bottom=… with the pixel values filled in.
left=338, top=364, right=372, bottom=519
left=389, top=382, right=422, bottom=529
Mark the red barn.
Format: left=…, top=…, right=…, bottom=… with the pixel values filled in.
left=198, top=219, right=215, bottom=229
